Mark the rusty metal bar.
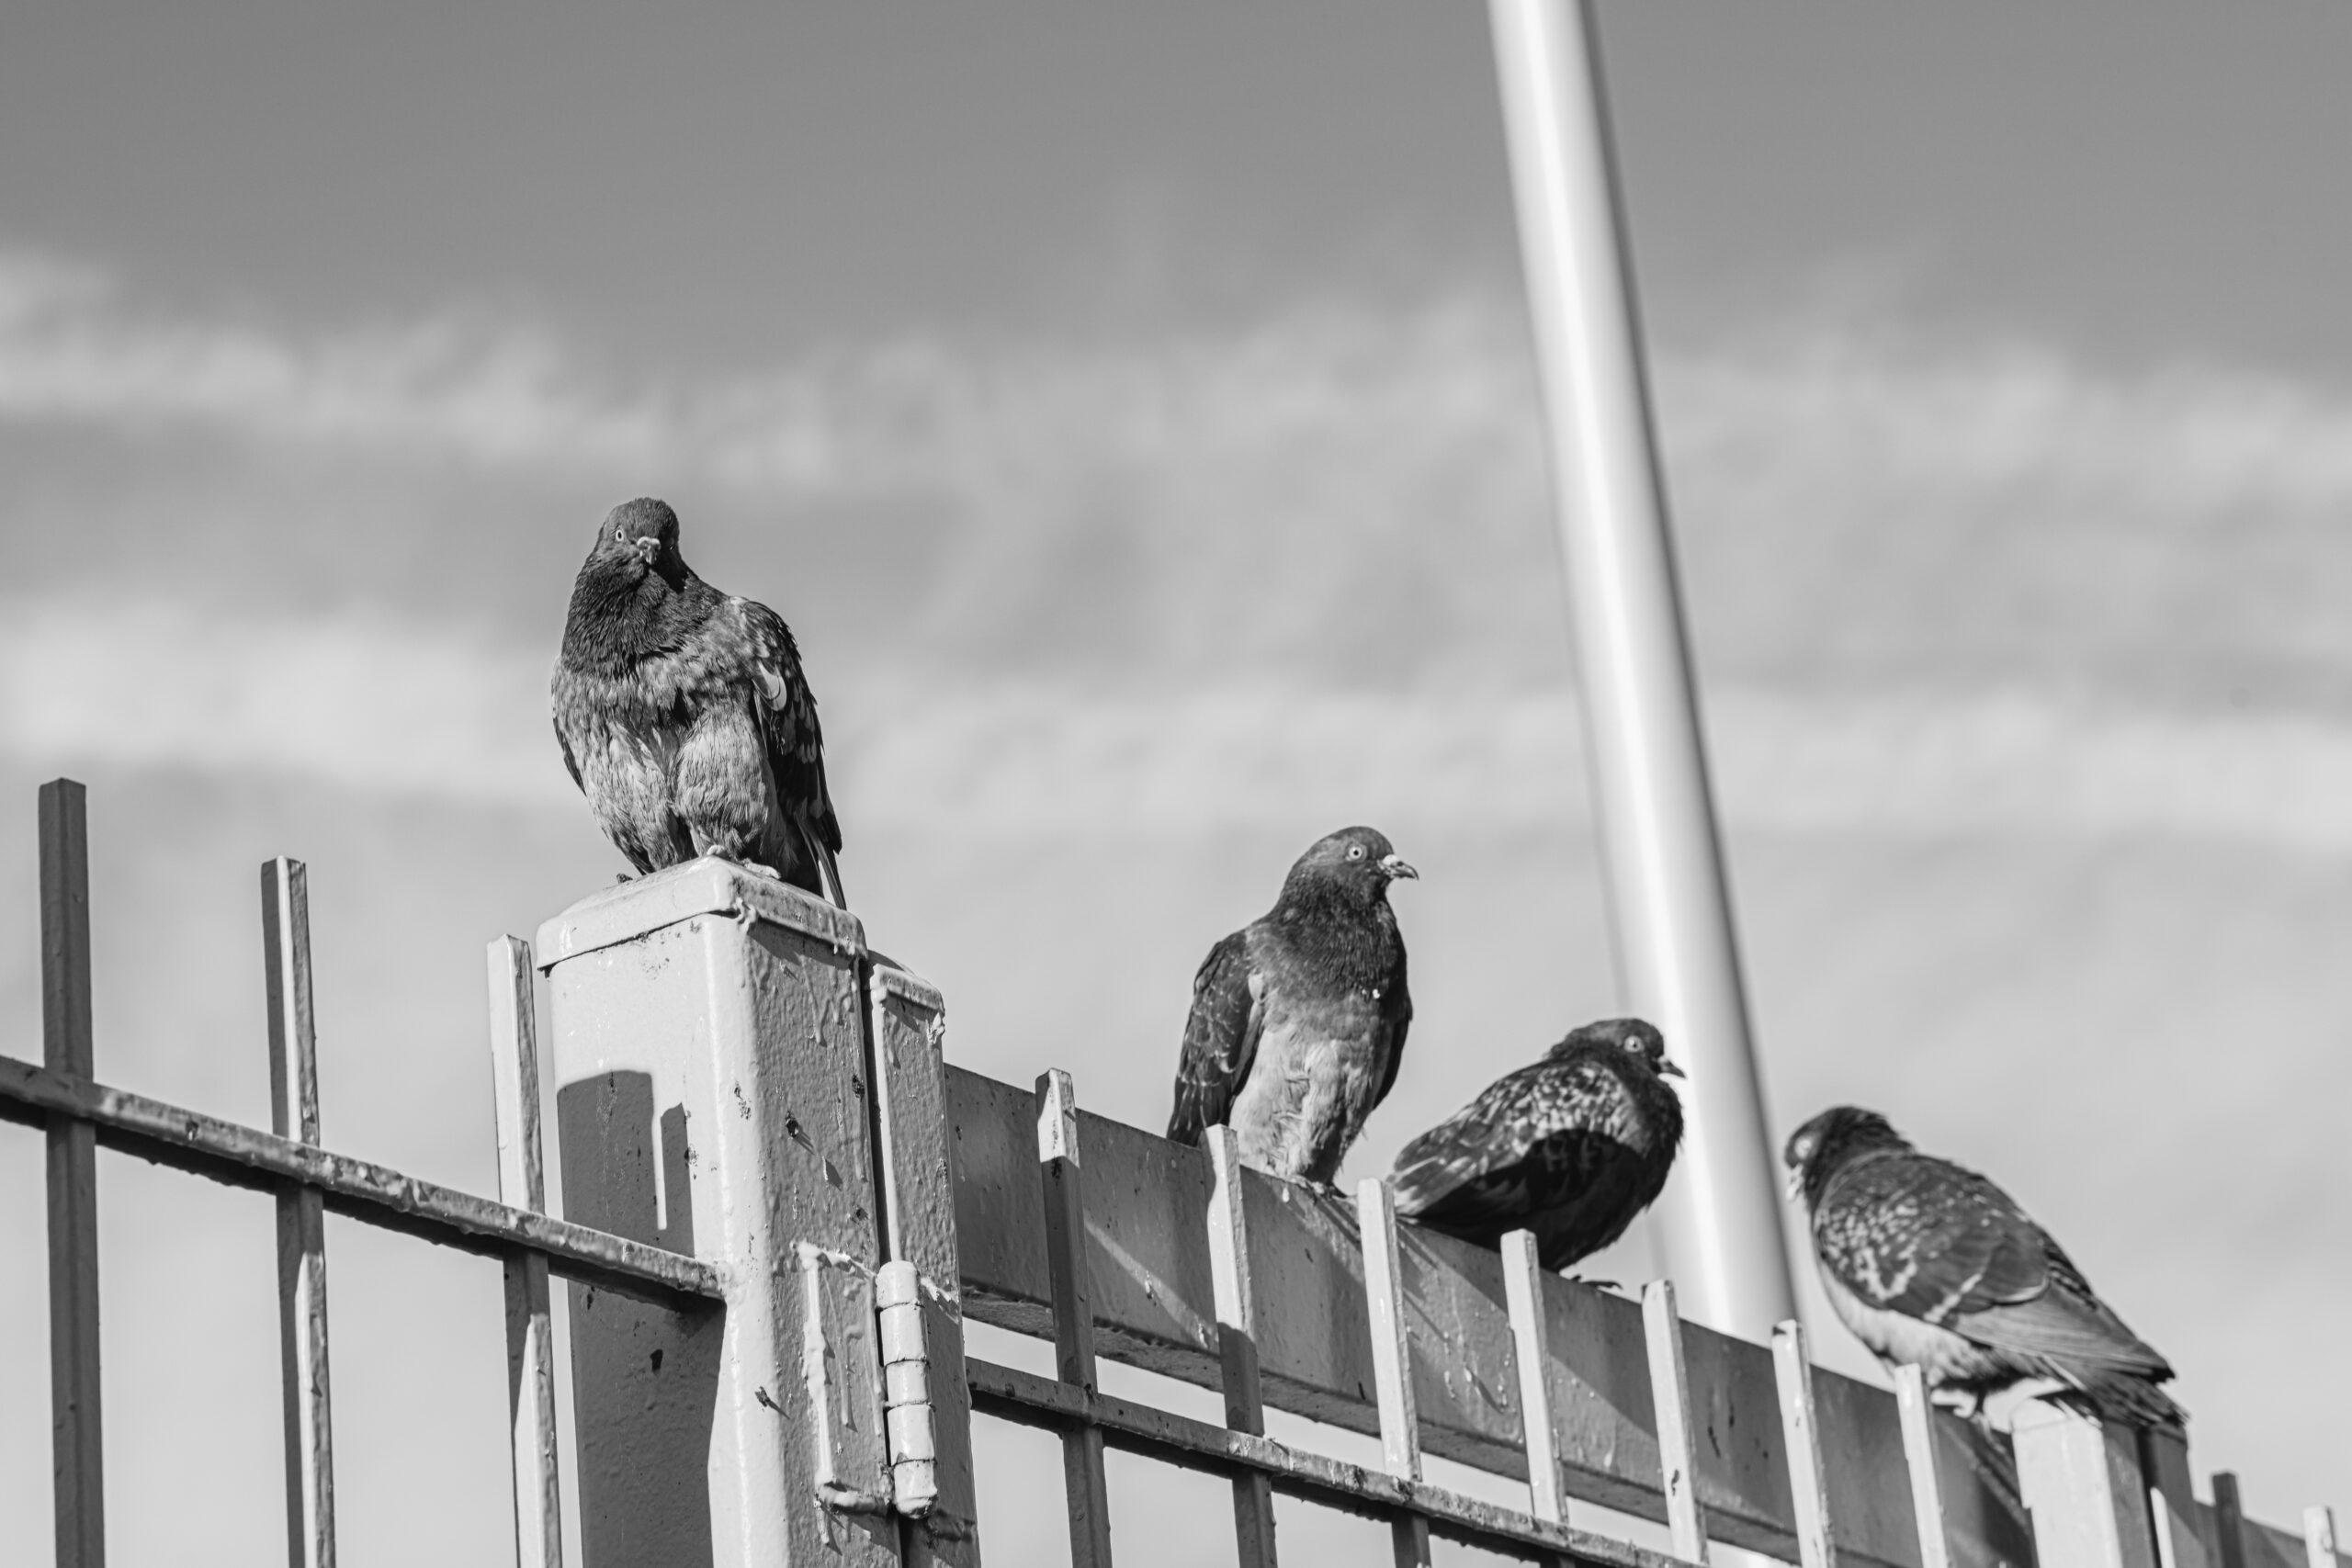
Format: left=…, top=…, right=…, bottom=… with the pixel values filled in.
left=967, top=1356, right=1682, bottom=1568
left=41, top=779, right=104, bottom=1568
left=0, top=1054, right=723, bottom=1302
left=2211, top=1474, right=2252, bottom=1568
left=1642, top=1280, right=1709, bottom=1564
left=487, top=936, right=563, bottom=1568
left=1503, top=1231, right=1577, bottom=1568
left=264, top=858, right=337, bottom=1568
left=1036, top=1069, right=1114, bottom=1568
left=1207, top=1128, right=1279, bottom=1568
left=1358, top=1178, right=1433, bottom=1568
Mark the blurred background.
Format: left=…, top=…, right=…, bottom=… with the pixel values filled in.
left=1, top=4, right=2346, bottom=1563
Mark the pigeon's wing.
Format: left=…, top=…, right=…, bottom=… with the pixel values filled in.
left=1387, top=1060, right=1552, bottom=1218
left=1814, top=1154, right=2052, bottom=1325
left=1369, top=959, right=1413, bottom=1110
left=1949, top=1238, right=2174, bottom=1382
left=1166, top=930, right=1265, bottom=1145
left=736, top=598, right=845, bottom=897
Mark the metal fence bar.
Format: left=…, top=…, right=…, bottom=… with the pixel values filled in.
left=1642, top=1280, right=1708, bottom=1563
left=967, top=1357, right=1681, bottom=1568
left=1207, top=1128, right=1279, bottom=1568
left=1893, top=1366, right=1953, bottom=1568
left=2211, top=1474, right=2252, bottom=1568
left=0, top=1055, right=722, bottom=1302
left=1503, top=1231, right=1566, bottom=1535
left=2307, top=1509, right=2339, bottom=1568
left=487, top=936, right=562, bottom=1568
left=1358, top=1178, right=1433, bottom=1568
left=1771, top=1320, right=1835, bottom=1568
left=1036, top=1069, right=1114, bottom=1568
left=2142, top=1427, right=2211, bottom=1568
left=41, top=778, right=105, bottom=1568
left=265, top=857, right=337, bottom=1568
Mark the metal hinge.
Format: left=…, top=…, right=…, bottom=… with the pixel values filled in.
left=799, top=1246, right=941, bottom=1521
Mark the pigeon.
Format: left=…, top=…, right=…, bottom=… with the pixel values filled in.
left=1389, top=1018, right=1684, bottom=1272
left=551, top=498, right=845, bottom=905
left=1784, top=1106, right=2183, bottom=1428
left=1165, top=827, right=1416, bottom=1186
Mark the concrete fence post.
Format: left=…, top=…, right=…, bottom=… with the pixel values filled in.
left=535, top=860, right=968, bottom=1568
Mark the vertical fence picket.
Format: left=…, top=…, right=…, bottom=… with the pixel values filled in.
left=1771, top=1320, right=1835, bottom=1568
left=2307, top=1508, right=2339, bottom=1568
left=2141, top=1427, right=2211, bottom=1568
left=41, top=779, right=105, bottom=1568
left=1206, top=1128, right=1278, bottom=1568
left=2211, top=1473, right=2252, bottom=1568
left=1501, top=1232, right=1566, bottom=1534
left=1893, top=1365, right=1952, bottom=1568
left=1641, top=1280, right=1709, bottom=1564
left=1036, top=1070, right=1113, bottom=1568
left=1356, top=1179, right=1432, bottom=1568
left=487, top=936, right=562, bottom=1568
left=265, top=857, right=336, bottom=1568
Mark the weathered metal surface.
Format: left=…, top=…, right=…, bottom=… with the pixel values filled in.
left=1208, top=1128, right=1279, bottom=1568
left=967, top=1355, right=1687, bottom=1568
left=0, top=1055, right=723, bottom=1302
left=1035, top=1070, right=1114, bottom=1568
left=1773, top=1321, right=1835, bottom=1568
left=2013, top=1401, right=2157, bottom=1568
left=540, top=859, right=894, bottom=1568
left=1504, top=1231, right=1567, bottom=1532
left=1894, top=1368, right=1953, bottom=1568
left=802, top=1245, right=892, bottom=1511
left=40, top=778, right=105, bottom=1568
left=1640, top=1280, right=1707, bottom=1563
left=944, top=1064, right=2030, bottom=1568
left=1358, top=1179, right=1434, bottom=1568
left=869, top=964, right=981, bottom=1563
left=265, top=858, right=338, bottom=1568
left=2305, top=1510, right=2339, bottom=1568
left=487, top=936, right=564, bottom=1568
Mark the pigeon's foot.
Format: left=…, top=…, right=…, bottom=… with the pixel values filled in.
left=698, top=845, right=785, bottom=882
left=614, top=872, right=637, bottom=886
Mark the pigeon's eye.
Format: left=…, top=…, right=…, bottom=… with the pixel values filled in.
left=1347, top=844, right=1365, bottom=860
left=615, top=526, right=625, bottom=543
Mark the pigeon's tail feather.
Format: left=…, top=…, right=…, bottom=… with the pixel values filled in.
left=814, top=838, right=848, bottom=910
left=2050, top=1371, right=2187, bottom=1432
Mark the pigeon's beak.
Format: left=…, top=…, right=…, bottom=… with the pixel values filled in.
left=1378, top=854, right=1419, bottom=882
left=1658, top=1058, right=1687, bottom=1079
left=631, top=536, right=662, bottom=565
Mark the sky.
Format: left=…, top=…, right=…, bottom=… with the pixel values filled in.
left=1, top=3, right=2349, bottom=1564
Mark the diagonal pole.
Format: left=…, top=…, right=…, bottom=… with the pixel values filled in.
left=1485, top=0, right=1796, bottom=1337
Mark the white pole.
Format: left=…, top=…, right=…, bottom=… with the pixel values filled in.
left=1485, top=0, right=1796, bottom=1337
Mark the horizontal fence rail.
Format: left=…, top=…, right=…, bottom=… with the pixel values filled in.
left=0, top=1053, right=726, bottom=1304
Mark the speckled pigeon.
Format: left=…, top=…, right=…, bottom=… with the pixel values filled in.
left=1164, top=827, right=1416, bottom=1185
left=1784, top=1106, right=2183, bottom=1428
left=1388, top=1019, right=1684, bottom=1271
left=551, top=498, right=844, bottom=904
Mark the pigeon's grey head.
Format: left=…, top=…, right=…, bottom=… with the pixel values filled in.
left=596, top=497, right=684, bottom=578
left=1549, top=1017, right=1682, bottom=1078
left=1285, top=825, right=1417, bottom=903
left=1782, top=1105, right=1907, bottom=1206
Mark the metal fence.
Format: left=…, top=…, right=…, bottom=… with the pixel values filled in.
left=2, top=777, right=2341, bottom=1568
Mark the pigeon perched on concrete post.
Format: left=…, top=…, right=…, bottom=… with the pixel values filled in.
left=1387, top=1019, right=1685, bottom=1272
left=551, top=498, right=845, bottom=905
left=1165, top=827, right=1416, bottom=1186
left=1783, top=1105, right=2184, bottom=1429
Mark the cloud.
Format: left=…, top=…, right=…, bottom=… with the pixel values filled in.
left=7, top=591, right=2352, bottom=854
